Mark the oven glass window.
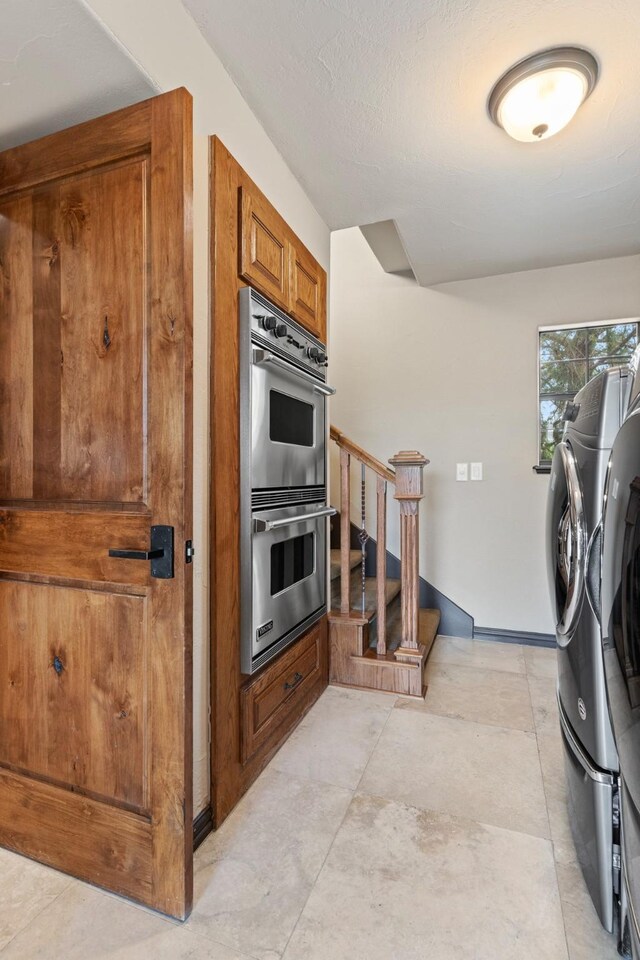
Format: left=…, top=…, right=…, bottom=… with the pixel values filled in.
left=271, top=532, right=315, bottom=595
left=269, top=390, right=314, bottom=446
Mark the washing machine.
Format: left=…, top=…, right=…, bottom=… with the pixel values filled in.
left=601, top=355, right=640, bottom=956
left=547, top=365, right=630, bottom=932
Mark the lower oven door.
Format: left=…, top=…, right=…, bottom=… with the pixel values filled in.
left=243, top=504, right=334, bottom=675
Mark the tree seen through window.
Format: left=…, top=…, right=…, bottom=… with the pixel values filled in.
left=539, top=321, right=639, bottom=464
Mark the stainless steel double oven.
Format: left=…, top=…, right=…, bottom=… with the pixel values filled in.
left=239, top=287, right=335, bottom=674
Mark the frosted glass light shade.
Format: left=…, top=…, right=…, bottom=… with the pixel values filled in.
left=488, top=48, right=598, bottom=143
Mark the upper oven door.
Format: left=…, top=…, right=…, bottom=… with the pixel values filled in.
left=251, top=350, right=327, bottom=490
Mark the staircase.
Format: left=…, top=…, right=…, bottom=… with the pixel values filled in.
left=328, top=427, right=440, bottom=699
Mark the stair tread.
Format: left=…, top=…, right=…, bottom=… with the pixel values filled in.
left=331, top=572, right=401, bottom=616
left=330, top=549, right=363, bottom=581
left=371, top=607, right=441, bottom=655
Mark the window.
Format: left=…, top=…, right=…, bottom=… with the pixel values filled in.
left=538, top=320, right=639, bottom=465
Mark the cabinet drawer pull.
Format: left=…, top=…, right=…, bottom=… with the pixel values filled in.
left=284, top=672, right=303, bottom=692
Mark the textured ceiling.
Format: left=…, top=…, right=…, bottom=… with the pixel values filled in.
left=183, top=0, right=640, bottom=284
left=0, top=0, right=156, bottom=152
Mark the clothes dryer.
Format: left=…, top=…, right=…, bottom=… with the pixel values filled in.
left=547, top=366, right=630, bottom=931
left=601, top=365, right=640, bottom=955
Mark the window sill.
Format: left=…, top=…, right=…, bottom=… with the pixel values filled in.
left=532, top=464, right=551, bottom=475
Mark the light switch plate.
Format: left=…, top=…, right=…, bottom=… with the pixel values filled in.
left=471, top=462, right=483, bottom=481
left=456, top=462, right=468, bottom=482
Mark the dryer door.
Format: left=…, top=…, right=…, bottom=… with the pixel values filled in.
left=547, top=440, right=587, bottom=644
left=601, top=407, right=640, bottom=927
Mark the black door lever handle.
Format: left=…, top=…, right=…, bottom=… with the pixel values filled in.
left=108, top=525, right=174, bottom=579
left=108, top=548, right=164, bottom=561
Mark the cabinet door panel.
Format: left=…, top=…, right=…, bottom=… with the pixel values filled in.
left=239, top=186, right=289, bottom=309
left=240, top=622, right=323, bottom=763
left=289, top=243, right=326, bottom=341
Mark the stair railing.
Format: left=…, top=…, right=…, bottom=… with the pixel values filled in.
left=330, top=426, right=429, bottom=658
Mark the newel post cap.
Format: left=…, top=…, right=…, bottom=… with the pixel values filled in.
left=389, top=450, right=429, bottom=502
left=388, top=450, right=429, bottom=469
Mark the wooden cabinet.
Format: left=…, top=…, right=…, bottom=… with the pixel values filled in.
left=289, top=241, right=326, bottom=340
left=238, top=182, right=327, bottom=341
left=211, top=137, right=329, bottom=827
left=239, top=186, right=289, bottom=311
left=240, top=622, right=325, bottom=763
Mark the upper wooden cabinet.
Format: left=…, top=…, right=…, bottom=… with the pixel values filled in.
left=239, top=186, right=289, bottom=311
left=289, top=241, right=326, bottom=341
left=238, top=182, right=327, bottom=341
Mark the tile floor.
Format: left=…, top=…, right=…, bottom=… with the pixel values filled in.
left=0, top=636, right=621, bottom=959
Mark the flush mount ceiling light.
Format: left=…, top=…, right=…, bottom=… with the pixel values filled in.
left=488, top=46, right=599, bottom=142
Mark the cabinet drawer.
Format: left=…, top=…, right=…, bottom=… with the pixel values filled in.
left=241, top=622, right=323, bottom=763
left=239, top=186, right=290, bottom=310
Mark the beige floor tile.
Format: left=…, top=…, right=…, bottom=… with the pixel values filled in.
left=524, top=644, right=558, bottom=679
left=282, top=794, right=568, bottom=960
left=0, top=884, right=250, bottom=960
left=534, top=702, right=579, bottom=865
left=270, top=685, right=395, bottom=790
left=538, top=731, right=567, bottom=805
left=556, top=860, right=619, bottom=959
left=430, top=635, right=526, bottom=674
left=358, top=707, right=550, bottom=838
left=0, top=847, right=72, bottom=951
left=400, top=660, right=534, bottom=731
left=553, top=838, right=580, bottom=867
left=535, top=721, right=574, bottom=861
left=0, top=640, right=597, bottom=960
left=528, top=673, right=560, bottom=737
left=190, top=767, right=351, bottom=960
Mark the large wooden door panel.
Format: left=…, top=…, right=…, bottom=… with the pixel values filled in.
left=0, top=195, right=33, bottom=499
left=58, top=161, right=147, bottom=503
left=0, top=766, right=153, bottom=901
left=0, top=90, right=193, bottom=918
left=0, top=159, right=147, bottom=504
left=0, top=580, right=147, bottom=809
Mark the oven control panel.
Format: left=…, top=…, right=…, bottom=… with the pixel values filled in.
left=240, top=287, right=328, bottom=381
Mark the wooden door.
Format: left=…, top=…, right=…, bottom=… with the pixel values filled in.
left=0, top=89, right=193, bottom=919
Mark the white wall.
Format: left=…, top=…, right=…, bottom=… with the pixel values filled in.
left=330, top=228, right=640, bottom=636
left=80, top=0, right=329, bottom=269
left=81, top=0, right=330, bottom=816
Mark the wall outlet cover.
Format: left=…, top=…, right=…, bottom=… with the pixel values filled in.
left=470, top=462, right=483, bottom=481
left=456, top=462, right=469, bottom=482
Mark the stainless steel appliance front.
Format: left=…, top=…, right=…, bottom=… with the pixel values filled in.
left=243, top=503, right=334, bottom=673
left=239, top=287, right=335, bottom=675
left=240, top=286, right=333, bottom=494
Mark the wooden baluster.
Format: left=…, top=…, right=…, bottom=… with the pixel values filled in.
left=340, top=447, right=351, bottom=615
left=376, top=475, right=387, bottom=656
left=389, top=451, right=429, bottom=663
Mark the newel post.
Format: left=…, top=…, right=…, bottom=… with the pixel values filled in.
left=389, top=450, right=429, bottom=663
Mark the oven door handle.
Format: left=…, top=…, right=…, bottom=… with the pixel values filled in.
left=253, top=506, right=337, bottom=533
left=252, top=348, right=336, bottom=396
